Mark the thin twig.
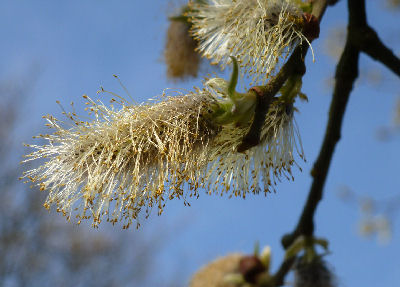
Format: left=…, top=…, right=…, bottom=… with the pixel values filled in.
left=271, top=257, right=297, bottom=287
left=281, top=0, right=361, bottom=251
left=348, top=0, right=400, bottom=76
left=282, top=39, right=360, bottom=248
left=350, top=26, right=400, bottom=77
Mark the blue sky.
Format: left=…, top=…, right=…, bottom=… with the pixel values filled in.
left=2, top=1, right=400, bottom=286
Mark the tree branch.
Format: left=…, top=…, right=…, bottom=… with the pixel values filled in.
left=347, top=0, right=400, bottom=77
left=281, top=0, right=361, bottom=251
left=348, top=0, right=367, bottom=27
left=350, top=26, right=400, bottom=77
left=256, top=0, right=400, bottom=285
left=282, top=41, right=360, bottom=249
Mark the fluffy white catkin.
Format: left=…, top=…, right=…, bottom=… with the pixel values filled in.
left=23, top=79, right=303, bottom=228
left=188, top=0, right=311, bottom=85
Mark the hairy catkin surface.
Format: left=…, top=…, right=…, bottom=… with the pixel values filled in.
left=23, top=80, right=303, bottom=227
left=188, top=0, right=309, bottom=85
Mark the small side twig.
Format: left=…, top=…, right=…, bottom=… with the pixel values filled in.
left=237, top=47, right=307, bottom=152
left=270, top=257, right=297, bottom=286
left=238, top=0, right=328, bottom=152
left=350, top=26, right=400, bottom=77
left=348, top=0, right=400, bottom=76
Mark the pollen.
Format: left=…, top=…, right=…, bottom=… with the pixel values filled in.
left=22, top=79, right=304, bottom=227
left=188, top=0, right=312, bottom=85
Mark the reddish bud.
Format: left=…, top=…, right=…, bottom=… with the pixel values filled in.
left=239, top=255, right=266, bottom=284
left=302, top=13, right=320, bottom=41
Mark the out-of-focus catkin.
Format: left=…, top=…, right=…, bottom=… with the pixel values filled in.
left=190, top=253, right=243, bottom=287
left=165, top=20, right=201, bottom=79
left=294, top=257, right=337, bottom=287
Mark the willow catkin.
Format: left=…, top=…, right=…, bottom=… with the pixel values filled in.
left=22, top=78, right=303, bottom=227
left=188, top=0, right=312, bottom=85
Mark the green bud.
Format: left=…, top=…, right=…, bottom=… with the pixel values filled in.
left=207, top=57, right=257, bottom=126
left=280, top=74, right=304, bottom=104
